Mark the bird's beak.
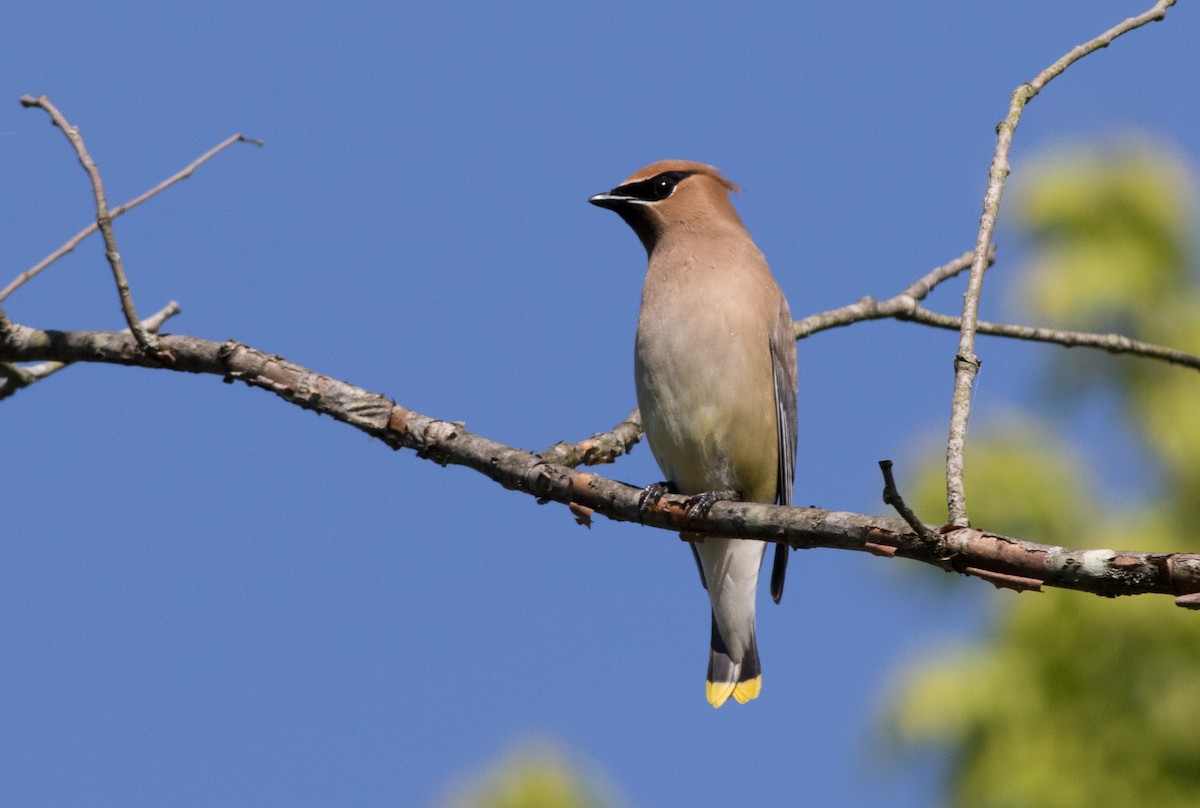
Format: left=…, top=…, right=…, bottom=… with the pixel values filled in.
left=588, top=191, right=628, bottom=210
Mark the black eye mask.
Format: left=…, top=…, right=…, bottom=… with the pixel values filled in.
left=609, top=170, right=694, bottom=202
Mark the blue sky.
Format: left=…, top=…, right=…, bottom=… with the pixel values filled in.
left=4, top=2, right=1197, bottom=806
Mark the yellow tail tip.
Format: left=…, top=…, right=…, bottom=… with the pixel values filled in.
left=706, top=675, right=761, bottom=708
left=707, top=679, right=736, bottom=708
left=733, top=675, right=761, bottom=704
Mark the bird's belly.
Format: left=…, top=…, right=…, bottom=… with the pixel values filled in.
left=635, top=347, right=776, bottom=502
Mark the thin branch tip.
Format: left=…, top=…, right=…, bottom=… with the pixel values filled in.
left=3, top=103, right=258, bottom=305
left=879, top=460, right=940, bottom=544
left=944, top=0, right=1176, bottom=527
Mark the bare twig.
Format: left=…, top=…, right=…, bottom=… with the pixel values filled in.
left=3, top=319, right=1200, bottom=604
left=538, top=407, right=643, bottom=467
left=0, top=133, right=262, bottom=303
left=0, top=304, right=16, bottom=378
left=0, top=361, right=35, bottom=388
left=794, top=248, right=990, bottom=339
left=792, top=244, right=1200, bottom=372
left=944, top=0, right=1176, bottom=528
left=0, top=300, right=180, bottom=401
left=905, top=309, right=1200, bottom=370
left=19, top=94, right=173, bottom=364
left=879, top=460, right=940, bottom=545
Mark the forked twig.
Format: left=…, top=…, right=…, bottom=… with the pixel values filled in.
left=1, top=132, right=262, bottom=303
left=944, top=0, right=1177, bottom=527
left=0, top=300, right=181, bottom=401
left=794, top=245, right=1200, bottom=372
left=20, top=94, right=176, bottom=363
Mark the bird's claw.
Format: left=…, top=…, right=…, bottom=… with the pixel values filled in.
left=638, top=481, right=677, bottom=519
left=682, top=489, right=741, bottom=529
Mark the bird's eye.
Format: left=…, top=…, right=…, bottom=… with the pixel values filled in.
left=607, top=170, right=692, bottom=203
left=652, top=176, right=676, bottom=200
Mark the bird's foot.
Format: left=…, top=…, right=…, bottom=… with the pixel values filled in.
left=639, top=483, right=741, bottom=531
left=638, top=481, right=678, bottom=521
left=682, top=489, right=741, bottom=530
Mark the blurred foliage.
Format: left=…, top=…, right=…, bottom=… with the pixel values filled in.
left=1018, top=143, right=1194, bottom=327
left=438, top=742, right=620, bottom=808
left=1016, top=141, right=1200, bottom=514
left=887, top=140, right=1200, bottom=807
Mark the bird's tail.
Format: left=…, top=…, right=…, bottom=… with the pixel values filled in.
left=705, top=614, right=762, bottom=708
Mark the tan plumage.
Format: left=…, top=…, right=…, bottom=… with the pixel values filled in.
left=590, top=160, right=798, bottom=707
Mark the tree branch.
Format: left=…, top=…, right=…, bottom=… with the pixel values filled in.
left=794, top=246, right=1200, bottom=372
left=538, top=407, right=643, bottom=468
left=20, top=94, right=173, bottom=364
left=905, top=308, right=1200, bottom=370
left=945, top=0, right=1177, bottom=528
left=879, top=460, right=939, bottom=545
left=0, top=300, right=181, bottom=401
left=3, top=320, right=1199, bottom=605
left=794, top=249, right=988, bottom=339
left=0, top=132, right=263, bottom=304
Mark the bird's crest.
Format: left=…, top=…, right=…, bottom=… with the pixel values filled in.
left=619, top=159, right=741, bottom=193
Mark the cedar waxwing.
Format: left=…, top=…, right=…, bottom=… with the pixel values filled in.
left=590, top=160, right=798, bottom=708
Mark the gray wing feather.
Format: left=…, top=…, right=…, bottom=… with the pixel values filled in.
left=768, top=306, right=798, bottom=603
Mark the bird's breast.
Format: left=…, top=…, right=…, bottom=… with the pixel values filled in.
left=634, top=266, right=779, bottom=502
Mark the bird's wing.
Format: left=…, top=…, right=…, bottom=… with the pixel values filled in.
left=769, top=303, right=798, bottom=603
left=690, top=543, right=708, bottom=589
